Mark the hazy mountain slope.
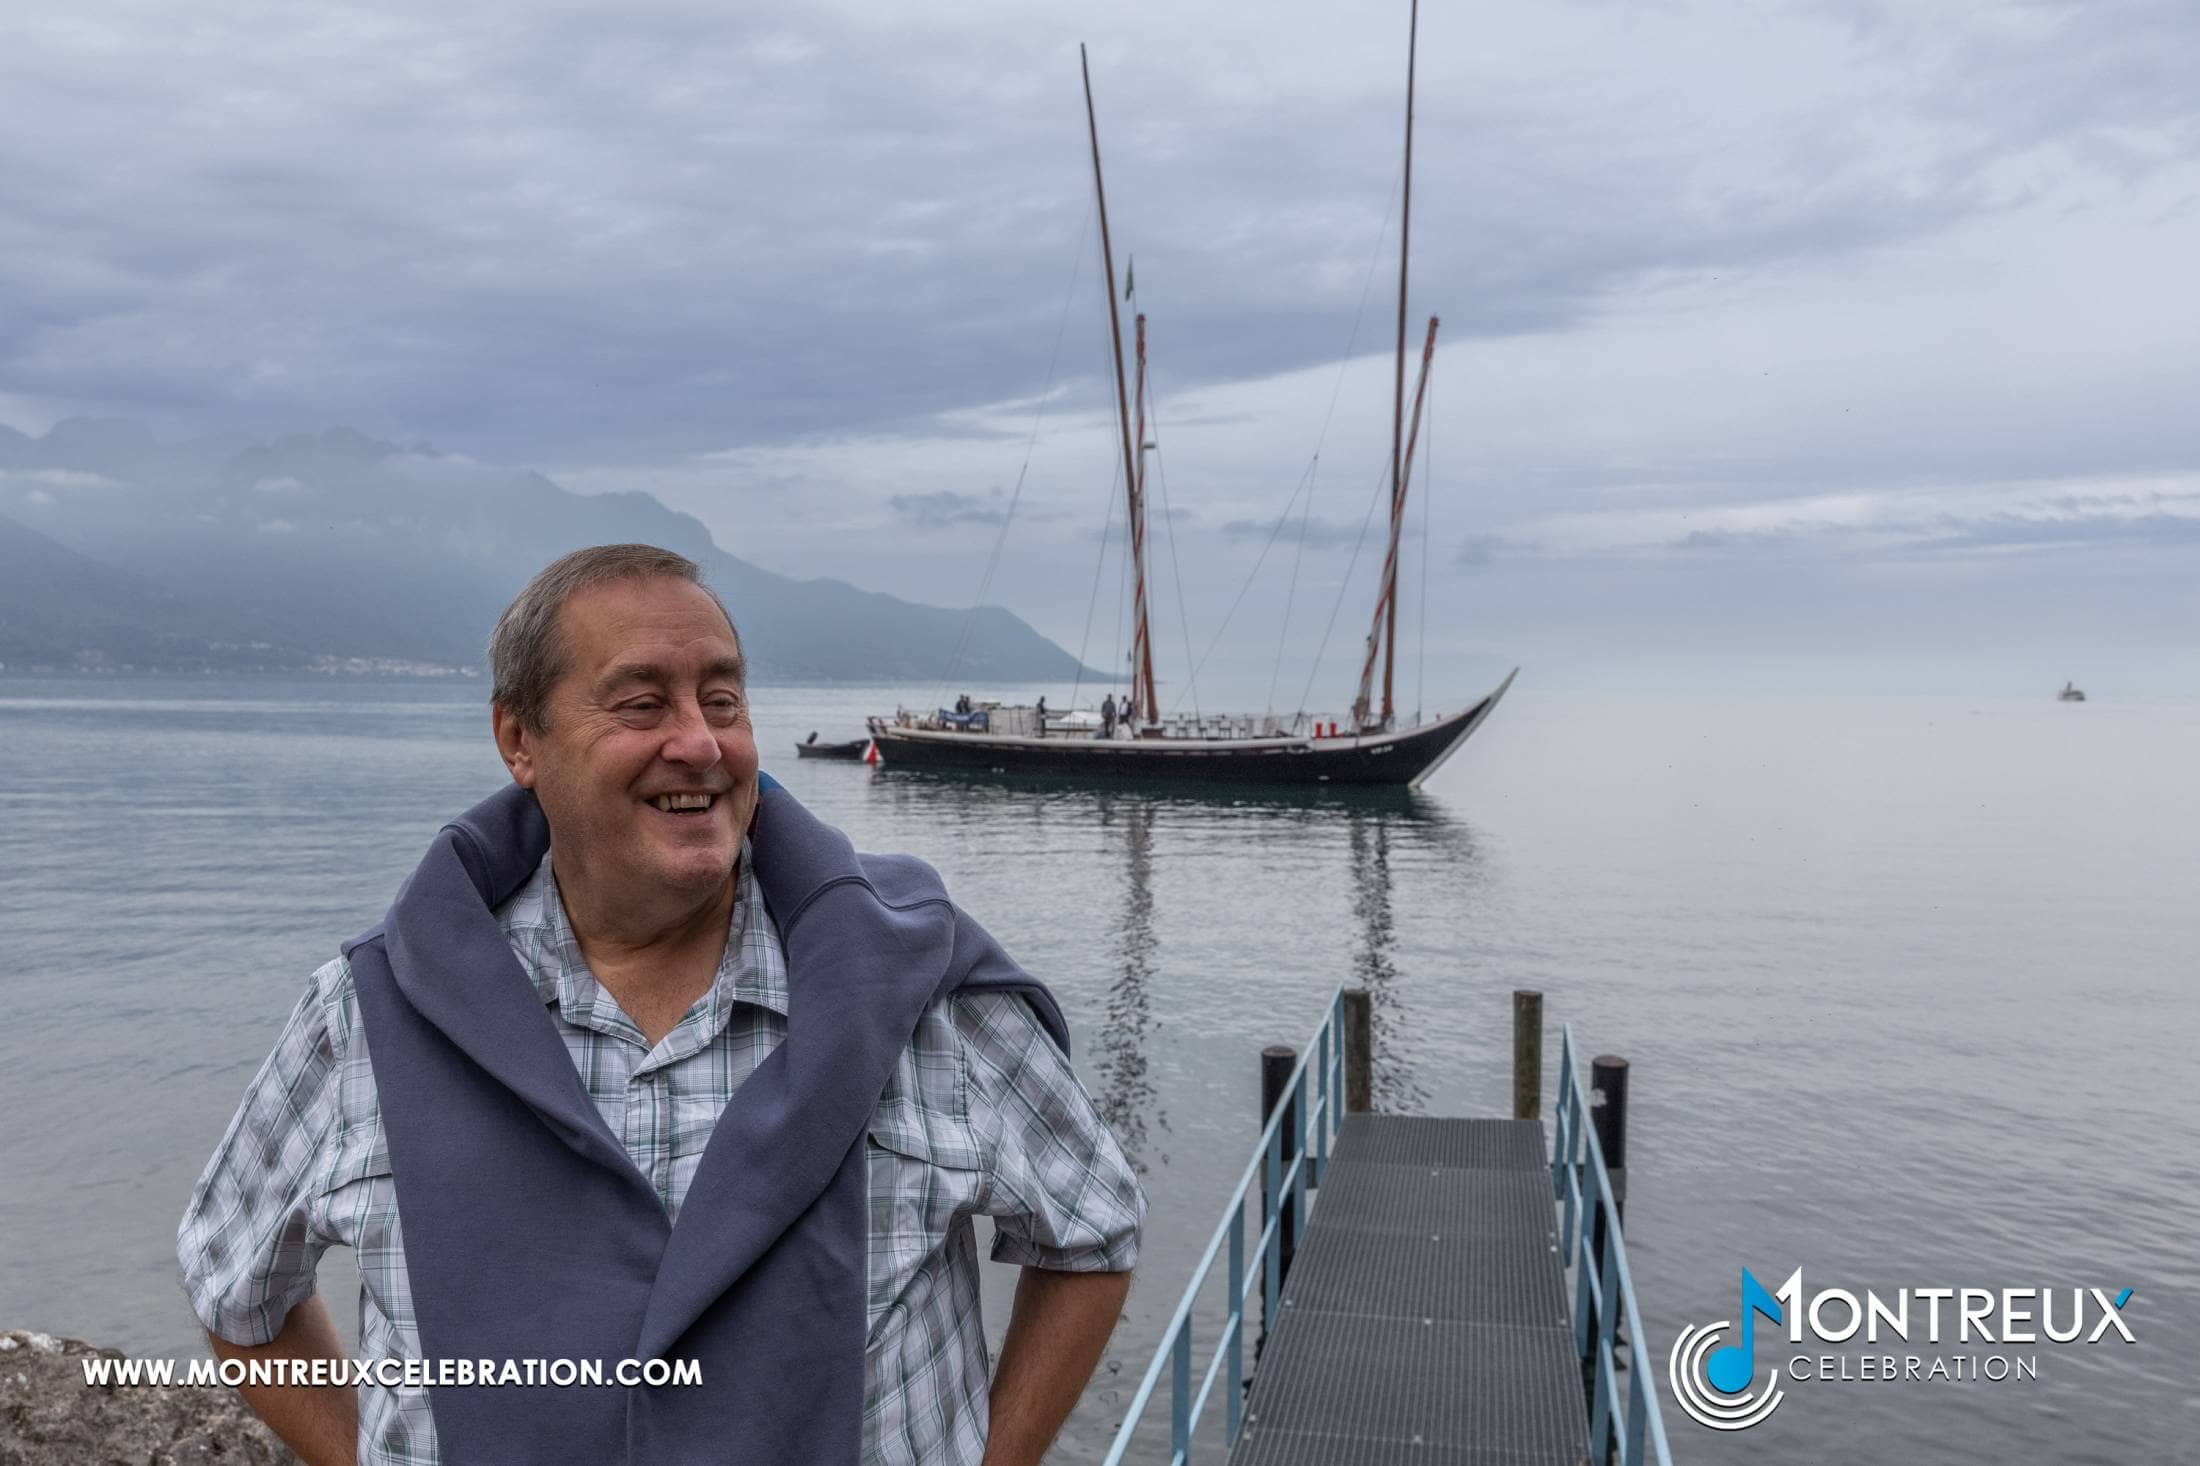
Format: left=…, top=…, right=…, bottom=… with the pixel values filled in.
left=0, top=422, right=1095, bottom=681
left=0, top=512, right=310, bottom=670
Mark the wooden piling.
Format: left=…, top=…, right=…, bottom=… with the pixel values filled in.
left=1261, top=1045, right=1302, bottom=1279
left=1341, top=988, right=1373, bottom=1114
left=1512, top=990, right=1542, bottom=1120
left=1260, top=1043, right=1302, bottom=1358
left=1588, top=1055, right=1630, bottom=1297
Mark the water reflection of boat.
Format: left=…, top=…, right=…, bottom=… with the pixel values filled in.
left=866, top=770, right=1477, bottom=1138
left=2057, top=682, right=2086, bottom=703
left=868, top=33, right=1513, bottom=790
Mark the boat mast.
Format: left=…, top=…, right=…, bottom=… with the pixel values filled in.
left=1082, top=45, right=1156, bottom=726
left=1353, top=0, right=1420, bottom=731
left=1353, top=315, right=1438, bottom=728
left=1384, top=0, right=1418, bottom=728
left=1131, top=313, right=1158, bottom=724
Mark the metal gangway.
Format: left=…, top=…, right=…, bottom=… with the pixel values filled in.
left=1101, top=988, right=1673, bottom=1465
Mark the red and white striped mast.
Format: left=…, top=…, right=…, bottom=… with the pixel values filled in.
left=1081, top=45, right=1158, bottom=727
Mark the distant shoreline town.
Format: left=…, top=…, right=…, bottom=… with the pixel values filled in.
left=0, top=655, right=483, bottom=678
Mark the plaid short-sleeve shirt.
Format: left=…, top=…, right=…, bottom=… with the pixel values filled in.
left=177, top=844, right=1145, bottom=1466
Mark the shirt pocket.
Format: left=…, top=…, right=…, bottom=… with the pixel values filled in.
left=864, top=1095, right=987, bottom=1336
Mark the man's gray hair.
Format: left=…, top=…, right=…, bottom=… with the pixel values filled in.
left=489, top=544, right=738, bottom=732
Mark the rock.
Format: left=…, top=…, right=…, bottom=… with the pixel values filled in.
left=0, top=1329, right=299, bottom=1465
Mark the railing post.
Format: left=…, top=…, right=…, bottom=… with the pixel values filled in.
left=1512, top=989, right=1542, bottom=1120
left=1626, top=1358, right=1650, bottom=1466
left=1330, top=994, right=1346, bottom=1134
left=1290, top=1065, right=1311, bottom=1260
left=1341, top=987, right=1373, bottom=1113
left=1171, top=1321, right=1192, bottom=1462
left=1225, top=1207, right=1245, bottom=1446
left=1315, top=1020, right=1332, bottom=1186
left=1592, top=1219, right=1623, bottom=1463
left=1572, top=1196, right=1595, bottom=1360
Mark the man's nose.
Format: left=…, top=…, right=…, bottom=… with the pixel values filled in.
left=659, top=699, right=724, bottom=767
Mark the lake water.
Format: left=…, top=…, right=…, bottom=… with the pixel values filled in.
left=1, top=676, right=2194, bottom=1464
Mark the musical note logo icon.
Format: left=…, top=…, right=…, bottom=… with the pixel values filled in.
left=1705, top=1268, right=1782, bottom=1393
left=1669, top=1267, right=1789, bottom=1430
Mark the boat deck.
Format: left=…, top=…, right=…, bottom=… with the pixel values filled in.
left=1229, top=1114, right=1589, bottom=1466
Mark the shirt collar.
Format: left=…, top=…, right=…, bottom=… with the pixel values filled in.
left=498, top=842, right=789, bottom=1039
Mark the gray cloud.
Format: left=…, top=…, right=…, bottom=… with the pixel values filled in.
left=2, top=0, right=2196, bottom=686
left=889, top=489, right=1012, bottom=529
left=5, top=0, right=2193, bottom=467
left=1454, top=533, right=1529, bottom=565
left=1220, top=512, right=1418, bottom=551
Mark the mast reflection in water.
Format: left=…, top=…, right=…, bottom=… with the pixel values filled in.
left=1092, top=795, right=1161, bottom=1171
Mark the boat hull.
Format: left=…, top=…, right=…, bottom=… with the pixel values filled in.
left=795, top=739, right=869, bottom=760
left=868, top=670, right=1514, bottom=789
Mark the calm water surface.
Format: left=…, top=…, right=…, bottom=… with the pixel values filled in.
left=1, top=677, right=2194, bottom=1464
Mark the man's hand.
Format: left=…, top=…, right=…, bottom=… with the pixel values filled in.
left=207, top=1294, right=358, bottom=1466
left=983, top=1266, right=1133, bottom=1466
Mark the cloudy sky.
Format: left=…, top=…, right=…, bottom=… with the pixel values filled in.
left=3, top=0, right=2196, bottom=696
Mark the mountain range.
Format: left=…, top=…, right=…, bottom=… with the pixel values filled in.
left=0, top=421, right=1094, bottom=682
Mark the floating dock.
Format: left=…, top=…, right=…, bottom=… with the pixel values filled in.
left=1101, top=990, right=1670, bottom=1466
left=1231, top=1114, right=1587, bottom=1464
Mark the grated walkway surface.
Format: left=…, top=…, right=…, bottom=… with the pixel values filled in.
left=1229, top=1114, right=1588, bottom=1466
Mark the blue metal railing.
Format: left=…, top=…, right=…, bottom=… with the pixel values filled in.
left=1100, top=989, right=1345, bottom=1466
left=1552, top=1023, right=1674, bottom=1466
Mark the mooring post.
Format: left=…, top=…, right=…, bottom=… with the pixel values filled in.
left=1258, top=1044, right=1301, bottom=1361
left=1512, top=990, right=1543, bottom=1121
left=1341, top=988, right=1373, bottom=1114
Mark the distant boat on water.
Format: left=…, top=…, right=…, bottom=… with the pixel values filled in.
left=867, top=10, right=1514, bottom=791
left=2057, top=682, right=2086, bottom=703
left=794, top=732, right=870, bottom=760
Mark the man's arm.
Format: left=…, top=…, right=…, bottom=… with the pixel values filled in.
left=955, top=989, right=1148, bottom=1462
left=180, top=969, right=354, bottom=1464
left=983, top=1266, right=1133, bottom=1466
left=207, top=1296, right=357, bottom=1466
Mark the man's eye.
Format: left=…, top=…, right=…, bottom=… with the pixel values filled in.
left=622, top=701, right=663, bottom=715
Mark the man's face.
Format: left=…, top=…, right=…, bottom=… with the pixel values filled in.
left=495, top=575, right=759, bottom=912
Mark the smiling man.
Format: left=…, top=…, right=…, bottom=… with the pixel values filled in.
left=177, top=543, right=1145, bottom=1466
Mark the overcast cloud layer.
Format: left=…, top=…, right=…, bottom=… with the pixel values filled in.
left=3, top=0, right=2196, bottom=695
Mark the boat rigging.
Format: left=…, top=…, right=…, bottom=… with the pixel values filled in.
left=867, top=2, right=1514, bottom=789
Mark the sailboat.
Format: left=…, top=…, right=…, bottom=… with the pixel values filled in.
left=867, top=7, right=1515, bottom=790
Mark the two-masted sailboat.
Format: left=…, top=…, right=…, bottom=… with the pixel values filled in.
left=868, top=7, right=1515, bottom=789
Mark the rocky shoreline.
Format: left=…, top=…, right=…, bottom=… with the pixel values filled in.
left=0, top=1330, right=297, bottom=1464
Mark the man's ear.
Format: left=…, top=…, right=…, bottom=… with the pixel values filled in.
left=492, top=704, right=539, bottom=789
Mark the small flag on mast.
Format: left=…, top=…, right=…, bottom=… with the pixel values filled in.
left=1123, top=256, right=1134, bottom=300
left=863, top=739, right=880, bottom=766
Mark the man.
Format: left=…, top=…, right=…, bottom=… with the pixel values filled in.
left=1099, top=693, right=1116, bottom=741
left=178, top=544, right=1144, bottom=1465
